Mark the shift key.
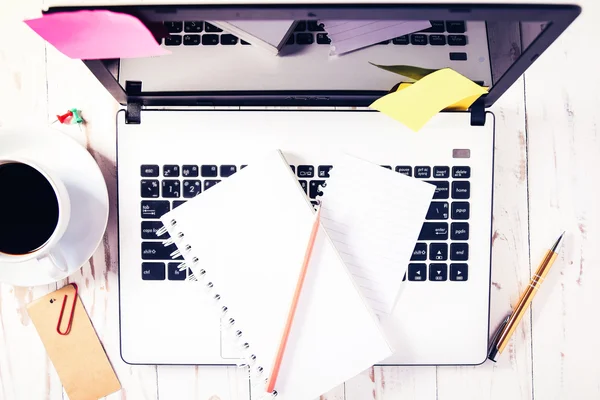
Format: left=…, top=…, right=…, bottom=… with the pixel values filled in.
left=142, top=242, right=183, bottom=260
left=418, top=222, right=449, bottom=240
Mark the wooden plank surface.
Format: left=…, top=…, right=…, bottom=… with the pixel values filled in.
left=524, top=2, right=600, bottom=399
left=0, top=0, right=597, bottom=399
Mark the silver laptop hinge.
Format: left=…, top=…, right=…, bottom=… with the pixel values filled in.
left=470, top=97, right=486, bottom=126
left=125, top=80, right=142, bottom=124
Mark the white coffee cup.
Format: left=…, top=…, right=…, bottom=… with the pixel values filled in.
left=0, top=157, right=71, bottom=277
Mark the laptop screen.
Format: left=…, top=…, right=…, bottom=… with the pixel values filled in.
left=51, top=4, right=579, bottom=107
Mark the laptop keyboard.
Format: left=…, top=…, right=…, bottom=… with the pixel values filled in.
left=162, top=20, right=468, bottom=48
left=140, top=163, right=470, bottom=283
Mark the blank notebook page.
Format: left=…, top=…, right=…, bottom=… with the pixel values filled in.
left=161, top=150, right=392, bottom=400
left=320, top=154, right=436, bottom=314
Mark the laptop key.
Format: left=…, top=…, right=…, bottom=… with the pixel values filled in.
left=204, top=180, right=220, bottom=191
left=408, top=263, right=427, bottom=281
left=297, top=165, right=314, bottom=178
left=142, top=221, right=169, bottom=239
left=451, top=202, right=470, bottom=220
left=221, top=34, right=239, bottom=45
left=142, top=262, right=166, bottom=280
left=425, top=201, right=449, bottom=220
left=418, top=222, right=448, bottom=240
left=446, top=21, right=466, bottom=33
left=429, top=264, right=448, bottom=281
left=296, top=33, right=314, bottom=45
left=452, top=181, right=470, bottom=199
left=316, top=33, right=331, bottom=44
left=299, top=180, right=308, bottom=194
left=168, top=263, right=187, bottom=280
left=241, top=40, right=251, bottom=45
left=184, top=21, right=203, bottom=33
left=183, top=180, right=201, bottom=198
left=452, top=166, right=471, bottom=178
left=141, top=200, right=170, bottom=219
left=163, top=165, right=180, bottom=177
left=450, top=263, right=468, bottom=281
left=164, top=21, right=183, bottom=33
left=393, top=35, right=409, bottom=45
left=378, top=40, right=390, bottom=45
left=201, top=165, right=218, bottom=177
left=220, top=165, right=237, bottom=177
left=183, top=34, right=200, bottom=46
left=411, top=34, right=428, bottom=45
left=433, top=166, right=450, bottom=178
left=429, top=34, right=446, bottom=46
left=448, top=35, right=467, bottom=46
left=381, top=165, right=392, bottom=170
left=202, top=34, right=219, bottom=45
left=142, top=242, right=183, bottom=260
left=318, top=165, right=333, bottom=178
left=162, top=180, right=181, bottom=198
left=141, top=165, right=159, bottom=177
left=415, top=166, right=431, bottom=178
left=141, top=180, right=159, bottom=198
left=204, top=22, right=222, bottom=32
left=450, top=243, right=469, bottom=261
left=411, top=243, right=427, bottom=261
left=290, top=165, right=296, bottom=173
left=429, top=243, right=448, bottom=261
left=426, top=181, right=449, bottom=199
left=182, top=165, right=199, bottom=177
left=286, top=34, right=295, bottom=45
left=307, top=20, right=324, bottom=31
left=423, top=20, right=445, bottom=33
left=451, top=222, right=469, bottom=240
left=309, top=180, right=325, bottom=199
left=165, top=35, right=182, bottom=46
left=173, top=200, right=187, bottom=209
left=395, top=166, right=412, bottom=176
left=294, top=21, right=307, bottom=31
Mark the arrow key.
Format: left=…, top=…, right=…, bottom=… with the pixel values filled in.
left=450, top=263, right=468, bottom=281
left=429, top=243, right=448, bottom=260
left=408, top=263, right=427, bottom=281
left=429, top=263, right=448, bottom=281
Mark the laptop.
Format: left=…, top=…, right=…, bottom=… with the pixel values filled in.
left=45, top=2, right=579, bottom=366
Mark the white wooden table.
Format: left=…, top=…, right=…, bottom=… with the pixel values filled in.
left=1, top=1, right=598, bottom=399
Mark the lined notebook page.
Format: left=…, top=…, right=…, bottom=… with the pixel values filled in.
left=319, top=20, right=431, bottom=55
left=320, top=154, right=436, bottom=314
left=161, top=150, right=392, bottom=400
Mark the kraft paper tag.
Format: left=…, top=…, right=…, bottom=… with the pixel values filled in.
left=27, top=284, right=121, bottom=400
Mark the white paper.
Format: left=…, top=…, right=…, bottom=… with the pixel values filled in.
left=161, top=150, right=392, bottom=400
left=319, top=20, right=431, bottom=55
left=320, top=154, right=436, bottom=314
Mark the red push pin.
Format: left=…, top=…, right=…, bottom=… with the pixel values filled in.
left=56, top=110, right=73, bottom=124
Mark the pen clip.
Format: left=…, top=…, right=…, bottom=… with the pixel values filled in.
left=487, top=314, right=510, bottom=362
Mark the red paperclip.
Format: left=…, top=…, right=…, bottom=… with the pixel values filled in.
left=56, top=283, right=78, bottom=335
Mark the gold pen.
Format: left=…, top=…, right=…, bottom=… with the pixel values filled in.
left=488, top=232, right=565, bottom=362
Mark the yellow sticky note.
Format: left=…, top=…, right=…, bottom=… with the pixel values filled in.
left=370, top=68, right=488, bottom=132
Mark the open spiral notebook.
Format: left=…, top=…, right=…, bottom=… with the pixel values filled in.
left=159, top=150, right=433, bottom=399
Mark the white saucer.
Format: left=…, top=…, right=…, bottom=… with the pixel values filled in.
left=0, top=127, right=109, bottom=286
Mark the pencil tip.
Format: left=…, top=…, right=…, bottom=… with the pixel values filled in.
left=551, top=231, right=565, bottom=253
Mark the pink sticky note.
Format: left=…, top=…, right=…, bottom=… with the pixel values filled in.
left=25, top=10, right=170, bottom=60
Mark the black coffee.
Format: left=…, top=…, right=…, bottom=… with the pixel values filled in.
left=0, top=162, right=60, bottom=255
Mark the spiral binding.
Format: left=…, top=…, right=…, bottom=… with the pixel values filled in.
left=158, top=217, right=273, bottom=397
